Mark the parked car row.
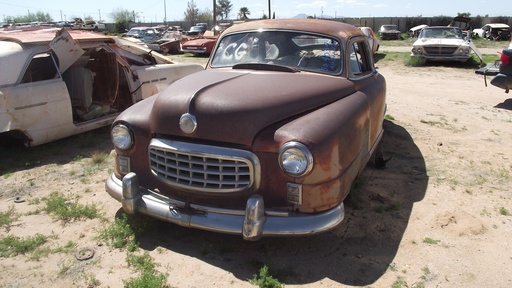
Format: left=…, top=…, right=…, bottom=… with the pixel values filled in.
left=123, top=23, right=228, bottom=56
left=378, top=21, right=510, bottom=42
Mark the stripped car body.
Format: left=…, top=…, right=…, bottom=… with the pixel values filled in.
left=105, top=19, right=387, bottom=240
left=0, top=28, right=203, bottom=146
left=473, top=23, right=511, bottom=41
left=411, top=26, right=483, bottom=63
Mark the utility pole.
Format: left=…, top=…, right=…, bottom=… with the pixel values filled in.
left=213, top=0, right=216, bottom=32
left=268, top=0, right=271, bottom=20
left=98, top=9, right=101, bottom=21
left=164, top=0, right=167, bottom=24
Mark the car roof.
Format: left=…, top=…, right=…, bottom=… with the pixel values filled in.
left=485, top=23, right=510, bottom=28
left=221, top=19, right=363, bottom=40
left=129, top=26, right=156, bottom=30
left=426, top=26, right=461, bottom=30
left=0, top=28, right=113, bottom=44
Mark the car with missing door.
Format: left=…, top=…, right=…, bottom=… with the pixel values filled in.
left=0, top=28, right=203, bottom=147
left=105, top=19, right=387, bottom=240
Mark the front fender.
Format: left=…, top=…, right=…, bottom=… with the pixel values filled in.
left=254, top=91, right=371, bottom=184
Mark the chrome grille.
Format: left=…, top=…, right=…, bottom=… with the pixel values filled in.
left=424, top=46, right=458, bottom=55
left=149, top=139, right=260, bottom=193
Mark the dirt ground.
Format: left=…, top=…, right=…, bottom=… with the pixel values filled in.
left=1, top=50, right=512, bottom=288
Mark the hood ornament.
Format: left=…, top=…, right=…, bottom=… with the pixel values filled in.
left=179, top=113, right=197, bottom=134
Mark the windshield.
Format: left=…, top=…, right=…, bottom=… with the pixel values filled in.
left=382, top=25, right=398, bottom=31
left=419, top=28, right=463, bottom=39
left=210, top=31, right=342, bottom=75
left=127, top=29, right=144, bottom=37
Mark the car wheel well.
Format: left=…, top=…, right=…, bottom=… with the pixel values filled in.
left=0, top=130, right=31, bottom=147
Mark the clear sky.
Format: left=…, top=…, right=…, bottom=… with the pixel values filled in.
left=1, top=0, right=510, bottom=23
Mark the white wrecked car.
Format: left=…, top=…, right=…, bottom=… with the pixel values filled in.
left=411, top=26, right=482, bottom=63
left=0, top=28, right=203, bottom=146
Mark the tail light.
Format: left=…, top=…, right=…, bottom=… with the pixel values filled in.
left=500, top=49, right=511, bottom=65
left=499, top=49, right=512, bottom=75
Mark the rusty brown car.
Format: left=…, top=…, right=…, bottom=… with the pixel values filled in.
left=105, top=19, right=387, bottom=240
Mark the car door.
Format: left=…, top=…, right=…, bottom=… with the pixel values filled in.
left=347, top=37, right=386, bottom=159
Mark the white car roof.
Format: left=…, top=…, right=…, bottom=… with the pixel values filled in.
left=485, top=23, right=510, bottom=28
left=0, top=41, right=48, bottom=85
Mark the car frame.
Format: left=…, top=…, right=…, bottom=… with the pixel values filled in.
left=0, top=28, right=203, bottom=146
left=105, top=19, right=387, bottom=241
left=411, top=26, right=482, bottom=63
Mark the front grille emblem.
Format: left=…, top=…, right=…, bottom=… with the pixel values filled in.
left=179, top=113, right=197, bottom=134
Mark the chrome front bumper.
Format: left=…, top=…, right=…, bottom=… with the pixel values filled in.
left=105, top=172, right=345, bottom=241
left=180, top=47, right=207, bottom=54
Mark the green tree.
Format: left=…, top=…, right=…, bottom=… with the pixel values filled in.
left=184, top=0, right=199, bottom=22
left=216, top=0, right=233, bottom=20
left=198, top=9, right=214, bottom=22
left=110, top=8, right=134, bottom=34
left=12, top=11, right=53, bottom=23
left=238, top=7, right=250, bottom=20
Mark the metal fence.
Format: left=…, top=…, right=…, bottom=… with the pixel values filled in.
left=117, top=16, right=512, bottom=34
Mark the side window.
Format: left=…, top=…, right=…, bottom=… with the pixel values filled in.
left=348, top=40, right=373, bottom=78
left=21, top=52, right=58, bottom=83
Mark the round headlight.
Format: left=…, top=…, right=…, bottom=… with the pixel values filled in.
left=278, top=142, right=313, bottom=177
left=111, top=124, right=133, bottom=150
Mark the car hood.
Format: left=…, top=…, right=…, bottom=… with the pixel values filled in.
left=149, top=69, right=356, bottom=146
left=413, top=38, right=468, bottom=46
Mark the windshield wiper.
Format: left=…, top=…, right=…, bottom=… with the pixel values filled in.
left=232, top=63, right=299, bottom=73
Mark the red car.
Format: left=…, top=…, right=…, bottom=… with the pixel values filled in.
left=181, top=31, right=218, bottom=55
left=106, top=19, right=387, bottom=240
